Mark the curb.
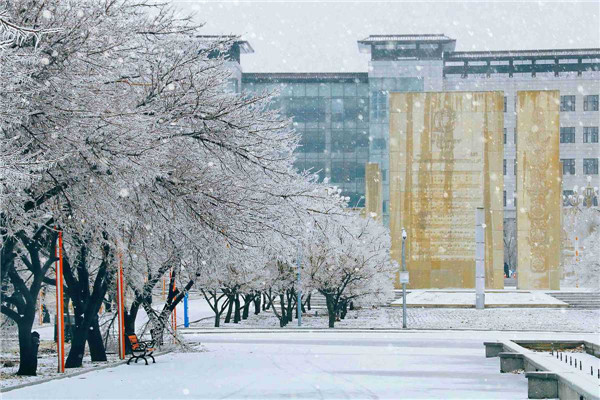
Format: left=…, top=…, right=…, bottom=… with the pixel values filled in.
left=180, top=327, right=599, bottom=334
left=0, top=350, right=171, bottom=393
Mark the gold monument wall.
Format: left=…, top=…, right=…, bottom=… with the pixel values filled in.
left=516, top=90, right=561, bottom=290
left=365, top=163, right=383, bottom=222
left=389, top=92, right=504, bottom=289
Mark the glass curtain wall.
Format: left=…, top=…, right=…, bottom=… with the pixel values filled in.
left=243, top=76, right=370, bottom=207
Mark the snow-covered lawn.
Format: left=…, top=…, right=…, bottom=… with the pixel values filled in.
left=2, top=330, right=549, bottom=399
left=394, top=290, right=568, bottom=308
left=188, top=304, right=600, bottom=333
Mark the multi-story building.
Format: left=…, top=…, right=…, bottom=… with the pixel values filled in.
left=227, top=34, right=600, bottom=226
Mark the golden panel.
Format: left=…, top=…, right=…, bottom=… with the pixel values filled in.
left=365, top=163, right=383, bottom=221
left=516, top=91, right=561, bottom=290
left=389, top=92, right=504, bottom=289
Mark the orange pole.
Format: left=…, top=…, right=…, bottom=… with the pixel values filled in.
left=162, top=277, right=166, bottom=300
left=56, top=230, right=65, bottom=373
left=116, top=252, right=125, bottom=360
left=171, top=271, right=176, bottom=342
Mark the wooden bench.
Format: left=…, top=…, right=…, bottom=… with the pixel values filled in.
left=126, top=334, right=156, bottom=365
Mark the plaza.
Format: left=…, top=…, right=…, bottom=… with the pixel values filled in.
left=5, top=330, right=598, bottom=399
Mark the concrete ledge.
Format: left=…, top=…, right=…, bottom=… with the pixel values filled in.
left=584, top=341, right=600, bottom=357
left=485, top=340, right=600, bottom=400
left=499, top=352, right=524, bottom=373
left=526, top=372, right=559, bottom=399
left=484, top=341, right=505, bottom=358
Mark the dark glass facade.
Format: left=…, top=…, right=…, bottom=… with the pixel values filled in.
left=242, top=74, right=369, bottom=207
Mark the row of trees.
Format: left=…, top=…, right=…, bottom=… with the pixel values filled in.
left=0, top=0, right=396, bottom=376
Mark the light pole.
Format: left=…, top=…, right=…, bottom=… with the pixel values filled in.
left=297, top=245, right=302, bottom=327
left=401, top=228, right=407, bottom=329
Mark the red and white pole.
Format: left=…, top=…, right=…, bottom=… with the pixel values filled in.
left=55, top=230, right=65, bottom=373
left=116, top=252, right=126, bottom=360
left=170, top=270, right=177, bottom=333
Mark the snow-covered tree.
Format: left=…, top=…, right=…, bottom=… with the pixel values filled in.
left=303, top=211, right=397, bottom=328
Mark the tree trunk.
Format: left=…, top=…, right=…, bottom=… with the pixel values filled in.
left=306, top=293, right=312, bottom=311
left=286, top=291, right=293, bottom=323
left=279, top=294, right=286, bottom=327
left=233, top=294, right=241, bottom=323
left=325, top=294, right=336, bottom=328
left=87, top=317, right=107, bottom=361
left=241, top=295, right=251, bottom=320
left=65, top=321, right=91, bottom=368
left=224, top=295, right=234, bottom=323
left=16, top=323, right=37, bottom=376
left=254, top=293, right=261, bottom=315
left=214, top=312, right=221, bottom=327
left=340, top=300, right=348, bottom=320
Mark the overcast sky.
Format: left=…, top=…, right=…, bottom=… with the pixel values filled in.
left=172, top=1, right=600, bottom=73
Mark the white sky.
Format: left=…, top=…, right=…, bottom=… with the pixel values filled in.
left=172, top=1, right=600, bottom=73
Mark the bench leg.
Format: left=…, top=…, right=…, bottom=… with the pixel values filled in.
left=148, top=354, right=156, bottom=364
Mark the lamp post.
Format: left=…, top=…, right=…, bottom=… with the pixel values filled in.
left=296, top=245, right=302, bottom=327
left=583, top=176, right=596, bottom=208
left=401, top=228, right=407, bottom=329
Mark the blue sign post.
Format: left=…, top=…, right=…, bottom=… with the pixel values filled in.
left=183, top=292, right=189, bottom=328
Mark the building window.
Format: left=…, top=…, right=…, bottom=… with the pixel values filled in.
left=514, top=159, right=517, bottom=176
left=584, top=95, right=599, bottom=111
left=503, top=128, right=507, bottom=145
left=372, top=138, right=386, bottom=150
left=503, top=159, right=507, bottom=176
left=381, top=169, right=387, bottom=182
left=583, top=127, right=599, bottom=143
left=371, top=90, right=388, bottom=121
left=382, top=200, right=388, bottom=213
left=331, top=98, right=344, bottom=123
left=503, top=190, right=507, bottom=207
left=560, top=95, right=576, bottom=112
left=563, top=190, right=575, bottom=206
left=331, top=160, right=365, bottom=183
left=561, top=158, right=576, bottom=175
left=513, top=128, right=517, bottom=144
left=503, top=96, right=507, bottom=113
left=287, top=97, right=326, bottom=123
left=298, top=130, right=326, bottom=153
left=583, top=158, right=599, bottom=175
left=331, top=130, right=367, bottom=152
left=560, top=127, right=576, bottom=143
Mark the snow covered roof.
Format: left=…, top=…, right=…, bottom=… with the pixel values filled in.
left=446, top=48, right=600, bottom=60
left=243, top=72, right=368, bottom=83
left=358, top=34, right=455, bottom=43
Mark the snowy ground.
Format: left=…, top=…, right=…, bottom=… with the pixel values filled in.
left=0, top=295, right=213, bottom=390
left=394, top=290, right=568, bottom=308
left=8, top=330, right=591, bottom=399
left=189, top=305, right=600, bottom=333
left=2, top=295, right=597, bottom=394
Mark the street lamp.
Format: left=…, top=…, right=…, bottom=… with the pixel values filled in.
left=584, top=176, right=596, bottom=208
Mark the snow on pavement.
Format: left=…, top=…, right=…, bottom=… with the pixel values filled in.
left=3, top=330, right=547, bottom=399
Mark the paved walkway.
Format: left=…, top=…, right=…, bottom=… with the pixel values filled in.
left=7, top=330, right=596, bottom=399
